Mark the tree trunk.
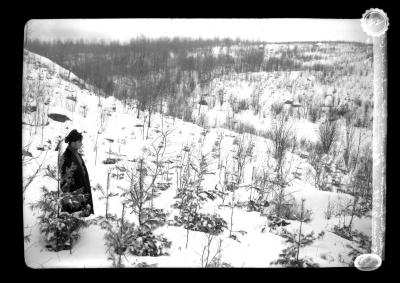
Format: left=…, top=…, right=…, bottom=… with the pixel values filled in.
left=41, top=124, right=44, bottom=145
left=176, top=171, right=179, bottom=196
left=94, top=132, right=99, bottom=166
left=185, top=211, right=190, bottom=249
left=296, top=200, right=305, bottom=266
left=249, top=167, right=255, bottom=202
left=160, top=95, right=164, bottom=132
left=119, top=204, right=125, bottom=267
left=106, top=171, right=110, bottom=218
left=229, top=191, right=235, bottom=237
left=138, top=203, right=143, bottom=227
left=142, top=115, right=146, bottom=140
left=137, top=102, right=140, bottom=119
left=146, top=107, right=151, bottom=140
left=348, top=194, right=358, bottom=232
left=57, top=142, right=61, bottom=218
left=69, top=235, right=72, bottom=254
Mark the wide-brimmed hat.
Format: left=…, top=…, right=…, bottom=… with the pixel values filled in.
left=65, top=129, right=83, bottom=143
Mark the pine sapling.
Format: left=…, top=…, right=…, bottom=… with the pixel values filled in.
left=99, top=203, right=136, bottom=267
left=227, top=134, right=254, bottom=239
left=93, top=170, right=119, bottom=219
left=118, top=129, right=171, bottom=228
left=29, top=186, right=88, bottom=252
left=271, top=199, right=324, bottom=267
left=173, top=146, right=217, bottom=248
left=118, top=204, right=125, bottom=267
left=296, top=199, right=305, bottom=263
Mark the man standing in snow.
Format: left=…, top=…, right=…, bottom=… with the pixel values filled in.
left=59, top=129, right=94, bottom=216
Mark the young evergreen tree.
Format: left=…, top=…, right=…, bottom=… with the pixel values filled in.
left=92, top=168, right=119, bottom=219
left=173, top=143, right=220, bottom=248
left=97, top=203, right=134, bottom=267
left=118, top=129, right=172, bottom=229
left=271, top=199, right=324, bottom=267
left=29, top=186, right=88, bottom=252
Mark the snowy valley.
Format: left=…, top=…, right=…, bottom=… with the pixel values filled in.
left=22, top=41, right=373, bottom=268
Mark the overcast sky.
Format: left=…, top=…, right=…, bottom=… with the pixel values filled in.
left=27, top=18, right=372, bottom=44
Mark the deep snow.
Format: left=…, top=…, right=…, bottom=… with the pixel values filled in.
left=22, top=49, right=371, bottom=268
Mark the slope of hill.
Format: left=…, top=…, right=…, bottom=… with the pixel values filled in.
left=23, top=50, right=371, bottom=268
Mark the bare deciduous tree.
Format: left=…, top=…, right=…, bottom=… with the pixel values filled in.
left=227, top=134, right=254, bottom=238
left=343, top=114, right=355, bottom=169
left=308, top=148, right=329, bottom=191
left=200, top=234, right=226, bottom=267
left=318, top=119, right=338, bottom=154
left=268, top=114, right=295, bottom=169
left=23, top=150, right=49, bottom=196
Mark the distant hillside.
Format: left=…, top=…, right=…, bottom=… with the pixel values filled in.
left=26, top=39, right=373, bottom=134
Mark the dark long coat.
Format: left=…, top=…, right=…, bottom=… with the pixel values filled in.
left=60, top=146, right=94, bottom=215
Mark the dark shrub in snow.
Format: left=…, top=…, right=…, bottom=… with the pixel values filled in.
left=271, top=102, right=284, bottom=117
left=234, top=120, right=258, bottom=136
left=30, top=186, right=88, bottom=252
left=97, top=208, right=171, bottom=266
left=271, top=245, right=320, bottom=267
left=96, top=213, right=137, bottom=266
left=128, top=227, right=171, bottom=257
left=139, top=208, right=168, bottom=230
left=173, top=212, right=227, bottom=235
left=102, top=158, right=121, bottom=164
left=308, top=104, right=320, bottom=123
left=332, top=225, right=355, bottom=241
left=346, top=230, right=372, bottom=266
left=266, top=214, right=291, bottom=233
left=237, top=99, right=249, bottom=111
left=271, top=225, right=324, bottom=267
left=43, top=212, right=88, bottom=251
left=282, top=200, right=313, bottom=222
left=318, top=120, right=338, bottom=154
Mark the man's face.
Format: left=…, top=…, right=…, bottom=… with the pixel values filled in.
left=71, top=139, right=83, bottom=150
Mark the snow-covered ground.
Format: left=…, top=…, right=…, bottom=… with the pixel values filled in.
left=22, top=50, right=371, bottom=268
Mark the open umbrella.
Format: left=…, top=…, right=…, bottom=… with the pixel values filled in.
left=48, top=106, right=72, bottom=123
left=48, top=113, right=71, bottom=123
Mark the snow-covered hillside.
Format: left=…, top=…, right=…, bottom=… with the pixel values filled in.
left=23, top=50, right=371, bottom=268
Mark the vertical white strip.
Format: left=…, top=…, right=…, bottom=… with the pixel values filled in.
left=372, top=34, right=387, bottom=259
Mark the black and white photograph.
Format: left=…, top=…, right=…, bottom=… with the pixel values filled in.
left=22, top=18, right=385, bottom=268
